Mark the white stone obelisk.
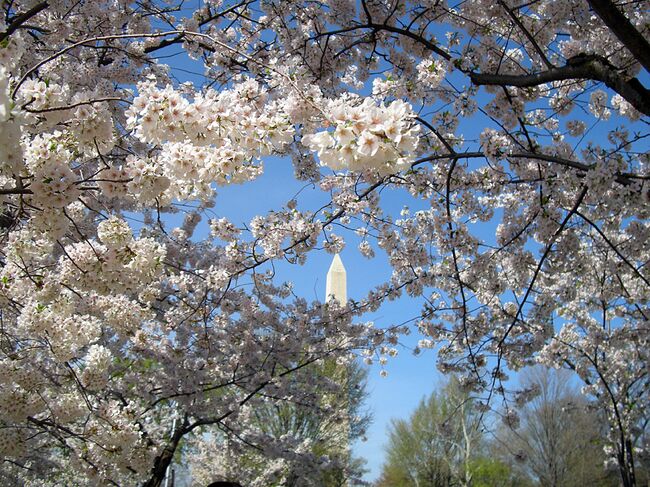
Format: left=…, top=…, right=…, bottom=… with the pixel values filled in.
left=326, top=253, right=347, bottom=303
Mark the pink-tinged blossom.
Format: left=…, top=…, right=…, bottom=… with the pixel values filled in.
left=303, top=97, right=419, bottom=174
left=0, top=0, right=647, bottom=485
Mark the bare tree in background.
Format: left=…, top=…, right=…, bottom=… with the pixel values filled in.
left=495, top=366, right=619, bottom=487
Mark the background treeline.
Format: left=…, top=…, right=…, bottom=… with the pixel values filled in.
left=376, top=367, right=649, bottom=487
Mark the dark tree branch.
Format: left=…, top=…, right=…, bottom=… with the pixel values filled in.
left=575, top=210, right=650, bottom=288
left=507, top=152, right=645, bottom=186
left=367, top=22, right=451, bottom=60
left=142, top=416, right=188, bottom=487
left=0, top=187, right=32, bottom=195
left=143, top=0, right=252, bottom=54
left=470, top=55, right=650, bottom=116
left=586, top=0, right=650, bottom=74
left=0, top=1, right=49, bottom=43
left=498, top=0, right=553, bottom=69
left=22, top=97, right=125, bottom=113
left=502, top=185, right=588, bottom=348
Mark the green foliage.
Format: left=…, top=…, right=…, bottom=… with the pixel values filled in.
left=470, top=458, right=531, bottom=487
left=377, top=367, right=649, bottom=487
left=377, top=377, right=486, bottom=487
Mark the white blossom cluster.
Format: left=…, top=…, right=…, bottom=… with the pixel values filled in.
left=0, top=0, right=647, bottom=485
left=416, top=58, right=447, bottom=90
left=0, top=66, right=24, bottom=175
left=302, top=98, right=420, bottom=175
left=124, top=79, right=294, bottom=200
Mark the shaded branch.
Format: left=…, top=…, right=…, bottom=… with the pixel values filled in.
left=0, top=187, right=32, bottom=195
left=508, top=152, right=646, bottom=186
left=586, top=0, right=650, bottom=73
left=142, top=416, right=188, bottom=487
left=470, top=55, right=650, bottom=116
left=575, top=210, right=650, bottom=288
left=22, top=97, right=126, bottom=113
left=501, top=185, right=589, bottom=347
left=498, top=0, right=553, bottom=69
left=0, top=1, right=49, bottom=43
left=367, top=22, right=451, bottom=60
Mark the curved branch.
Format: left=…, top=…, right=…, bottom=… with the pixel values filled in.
left=12, top=31, right=186, bottom=97
left=367, top=22, right=451, bottom=60
left=507, top=152, right=646, bottom=186
left=142, top=0, right=253, bottom=54
left=22, top=97, right=126, bottom=113
left=142, top=416, right=189, bottom=487
left=501, top=185, right=588, bottom=347
left=470, top=55, right=650, bottom=116
left=497, top=0, right=553, bottom=69
left=575, top=210, right=650, bottom=288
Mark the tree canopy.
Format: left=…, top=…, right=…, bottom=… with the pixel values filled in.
left=377, top=377, right=528, bottom=487
left=378, top=369, right=642, bottom=487
left=0, top=0, right=647, bottom=485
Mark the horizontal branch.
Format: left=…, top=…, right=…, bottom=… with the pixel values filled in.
left=0, top=187, right=32, bottom=195
left=367, top=22, right=451, bottom=60
left=13, top=31, right=187, bottom=98
left=410, top=147, right=645, bottom=188
left=507, top=152, right=643, bottom=186
left=22, top=97, right=126, bottom=113
left=469, top=55, right=650, bottom=116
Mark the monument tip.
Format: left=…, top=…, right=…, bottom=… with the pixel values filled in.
left=329, top=253, right=346, bottom=273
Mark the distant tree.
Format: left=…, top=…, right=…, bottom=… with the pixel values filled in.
left=377, top=377, right=490, bottom=487
left=494, top=366, right=619, bottom=487
left=469, top=457, right=532, bottom=487
left=377, top=405, right=452, bottom=487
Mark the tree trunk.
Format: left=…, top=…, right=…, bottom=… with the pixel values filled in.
left=618, top=438, right=637, bottom=487
left=142, top=422, right=186, bottom=487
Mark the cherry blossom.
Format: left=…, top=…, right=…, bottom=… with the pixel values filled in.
left=0, top=0, right=647, bottom=485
